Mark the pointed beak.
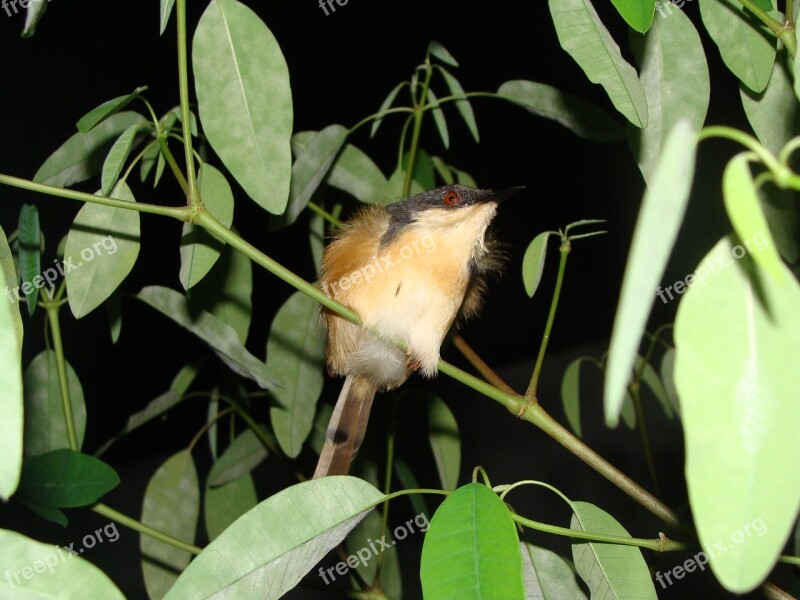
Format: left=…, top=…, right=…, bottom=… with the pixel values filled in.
left=483, top=186, right=525, bottom=204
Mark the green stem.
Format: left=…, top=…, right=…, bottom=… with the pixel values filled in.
left=737, top=0, right=785, bottom=36
left=402, top=63, right=433, bottom=198
left=175, top=0, right=198, bottom=205
left=157, top=135, right=189, bottom=194
left=307, top=200, right=344, bottom=228
left=195, top=210, right=360, bottom=325
left=93, top=503, right=202, bottom=555
left=525, top=238, right=570, bottom=400
left=512, top=513, right=684, bottom=551
left=699, top=126, right=800, bottom=188
left=42, top=291, right=78, bottom=451
left=630, top=383, right=663, bottom=498
left=0, top=174, right=190, bottom=220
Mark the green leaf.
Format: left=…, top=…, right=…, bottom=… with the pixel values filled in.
left=160, top=0, right=176, bottom=35
left=100, top=124, right=140, bottom=195
left=521, top=542, right=587, bottom=600
left=0, top=226, right=22, bottom=351
left=267, top=291, right=326, bottom=458
left=0, top=260, right=23, bottom=501
left=403, top=147, right=435, bottom=191
left=34, top=112, right=147, bottom=187
left=284, top=124, right=348, bottom=224
left=610, top=0, right=656, bottom=33
left=674, top=235, right=800, bottom=593
left=522, top=231, right=554, bottom=298
left=427, top=89, right=450, bottom=149
left=139, top=142, right=160, bottom=183
left=561, top=358, right=590, bottom=438
left=497, top=80, right=625, bottom=142
left=18, top=203, right=41, bottom=316
left=428, top=397, right=460, bottom=491
left=384, top=167, right=424, bottom=202
left=193, top=0, right=293, bottom=214
left=17, top=497, right=68, bottom=527
left=549, top=0, right=648, bottom=127
left=635, top=355, right=673, bottom=418
left=741, top=50, right=798, bottom=156
left=428, top=41, right=459, bottom=67
left=164, top=477, right=383, bottom=599
left=699, top=0, right=776, bottom=92
left=137, top=286, right=278, bottom=389
left=438, top=67, right=479, bottom=143
left=628, top=7, right=710, bottom=182
left=570, top=501, right=657, bottom=598
left=722, top=153, right=787, bottom=282
left=17, top=449, right=119, bottom=508
left=188, top=239, right=253, bottom=344
left=431, top=156, right=454, bottom=185
left=21, top=0, right=48, bottom=38
left=207, top=428, right=268, bottom=487
left=328, top=143, right=388, bottom=204
left=454, top=168, right=476, bottom=187
left=605, top=119, right=696, bottom=426
left=421, top=483, right=524, bottom=599
left=660, top=347, right=680, bottom=417
left=371, top=82, right=406, bottom=138
left=76, top=87, right=148, bottom=134
left=759, top=184, right=798, bottom=264
left=23, top=350, right=86, bottom=456
left=180, top=163, right=235, bottom=289
left=0, top=529, right=125, bottom=599
left=141, top=450, right=199, bottom=599
left=106, top=291, right=122, bottom=344
left=65, top=182, right=140, bottom=318
left=204, top=473, right=257, bottom=541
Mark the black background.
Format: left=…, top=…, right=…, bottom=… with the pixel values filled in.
left=0, top=1, right=792, bottom=599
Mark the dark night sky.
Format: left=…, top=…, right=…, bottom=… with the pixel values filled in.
left=0, top=2, right=775, bottom=599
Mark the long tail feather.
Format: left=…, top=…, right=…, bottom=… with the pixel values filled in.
left=313, top=375, right=376, bottom=478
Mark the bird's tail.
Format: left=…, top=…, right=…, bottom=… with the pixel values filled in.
left=313, top=374, right=376, bottom=478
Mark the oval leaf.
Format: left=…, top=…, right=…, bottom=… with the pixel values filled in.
left=428, top=396, right=460, bottom=491
left=23, top=350, right=86, bottom=456
left=76, top=87, right=148, bottom=134
left=141, top=450, right=199, bottom=599
left=193, top=0, right=293, bottom=214
left=328, top=143, right=387, bottom=204
left=549, top=0, right=648, bottom=127
left=674, top=235, right=800, bottom=592
left=421, top=483, right=524, bottom=599
left=204, top=473, right=257, bottom=541
left=137, top=285, right=277, bottom=389
left=0, top=529, right=125, bottom=599
left=100, top=124, right=140, bottom=196
left=208, top=428, right=268, bottom=487
left=65, top=182, right=140, bottom=318
left=18, top=203, right=41, bottom=316
left=34, top=112, right=147, bottom=187
left=164, top=477, right=383, bottom=599
left=0, top=226, right=22, bottom=351
left=628, top=7, right=710, bottom=182
left=699, top=0, right=776, bottom=92
left=438, top=66, right=479, bottom=143
left=267, top=291, right=326, bottom=457
left=522, top=231, right=554, bottom=298
left=17, top=449, right=119, bottom=508
left=427, top=89, right=450, bottom=149
left=610, top=0, right=656, bottom=32
left=722, top=153, right=786, bottom=282
left=605, top=119, right=696, bottom=425
left=521, top=542, right=587, bottom=600
left=570, top=501, right=657, bottom=598
left=0, top=261, right=23, bottom=501
left=498, top=80, right=624, bottom=142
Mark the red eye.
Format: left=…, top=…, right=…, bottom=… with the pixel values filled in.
left=443, top=190, right=461, bottom=206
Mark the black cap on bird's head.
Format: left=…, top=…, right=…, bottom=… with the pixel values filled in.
left=381, top=184, right=523, bottom=247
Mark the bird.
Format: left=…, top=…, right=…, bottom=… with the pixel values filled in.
left=313, top=183, right=522, bottom=478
